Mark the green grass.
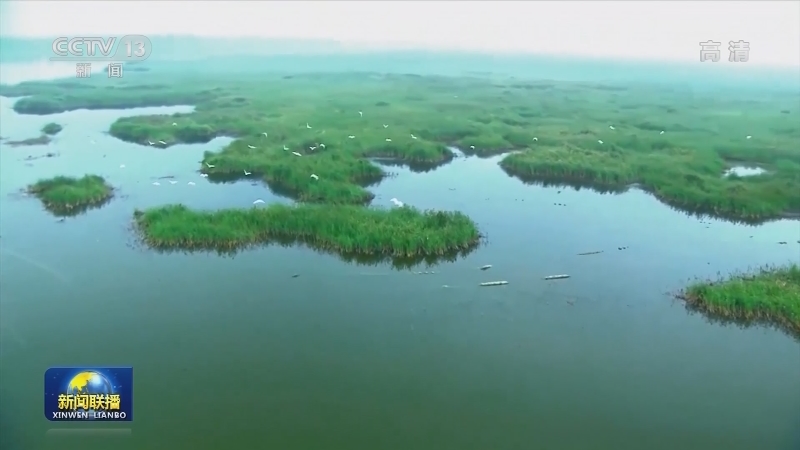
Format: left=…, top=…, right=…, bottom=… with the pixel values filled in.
left=41, top=122, right=63, bottom=135
left=27, top=175, right=114, bottom=216
left=3, top=72, right=798, bottom=223
left=679, top=264, right=800, bottom=338
left=133, top=203, right=480, bottom=261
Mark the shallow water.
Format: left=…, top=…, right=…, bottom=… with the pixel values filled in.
left=1, top=94, right=799, bottom=450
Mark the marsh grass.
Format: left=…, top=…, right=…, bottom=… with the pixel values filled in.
left=3, top=72, right=797, bottom=222
left=677, top=264, right=800, bottom=339
left=27, top=175, right=114, bottom=216
left=133, top=204, right=481, bottom=257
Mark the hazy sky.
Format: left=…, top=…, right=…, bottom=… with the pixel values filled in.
left=2, top=1, right=799, bottom=67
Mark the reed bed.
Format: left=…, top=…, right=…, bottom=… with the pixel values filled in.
left=133, top=204, right=481, bottom=256
left=27, top=175, right=113, bottom=216
left=677, top=264, right=800, bottom=338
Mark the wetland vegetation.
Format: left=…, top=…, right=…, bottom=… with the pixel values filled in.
left=26, top=175, right=113, bottom=216
left=5, top=134, right=51, bottom=147
left=678, top=264, right=800, bottom=339
left=41, top=122, right=63, bottom=135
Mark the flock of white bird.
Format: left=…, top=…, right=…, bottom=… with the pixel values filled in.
left=137, top=114, right=754, bottom=208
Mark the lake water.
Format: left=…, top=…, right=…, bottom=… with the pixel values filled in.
left=1, top=93, right=799, bottom=450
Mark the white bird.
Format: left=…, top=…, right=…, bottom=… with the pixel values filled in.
left=383, top=124, right=388, bottom=128
left=310, top=146, right=317, bottom=151
left=158, top=140, right=167, bottom=145
left=359, top=111, right=363, bottom=117
left=247, top=145, right=257, bottom=149
left=306, top=123, right=312, bottom=129
left=348, top=135, right=355, bottom=139
left=187, top=181, right=196, bottom=186
left=390, top=198, right=404, bottom=207
left=200, top=174, right=209, bottom=178
left=169, top=180, right=178, bottom=185
left=253, top=199, right=265, bottom=205
left=310, top=174, right=319, bottom=180
left=148, top=140, right=155, bottom=146
left=152, top=182, right=160, bottom=186
left=292, top=152, right=302, bottom=157
left=411, top=134, right=417, bottom=139
left=385, top=138, right=392, bottom=142
left=172, top=122, right=177, bottom=126
left=533, top=137, right=538, bottom=141
left=609, top=125, right=615, bottom=130
left=205, top=162, right=215, bottom=168
left=119, top=164, right=125, bottom=168
left=470, top=145, right=475, bottom=149
left=660, top=131, right=665, bottom=135
left=243, top=170, right=251, bottom=176
left=598, top=140, right=604, bottom=144
left=283, top=145, right=289, bottom=150
left=262, top=132, right=268, bottom=137
left=746, top=135, right=752, bottom=139
left=319, top=143, right=325, bottom=148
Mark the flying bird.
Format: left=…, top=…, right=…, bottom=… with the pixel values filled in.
left=597, top=140, right=604, bottom=144
left=359, top=111, right=363, bottom=117
left=158, top=140, right=167, bottom=145
left=243, top=170, right=251, bottom=176
left=169, top=180, right=178, bottom=185
left=152, top=182, right=160, bottom=186
left=385, top=138, right=392, bottom=142
left=253, top=199, right=265, bottom=205
left=746, top=135, right=752, bottom=139
left=410, top=134, right=417, bottom=139
left=247, top=145, right=257, bottom=149
left=310, top=174, right=319, bottom=180
left=660, top=131, right=665, bottom=135
left=205, top=163, right=215, bottom=168
left=383, top=124, right=388, bottom=128
left=319, top=143, right=325, bottom=148
left=148, top=140, right=155, bottom=146
left=172, top=122, right=177, bottom=126
left=390, top=198, right=404, bottom=207
left=292, top=152, right=302, bottom=157
left=200, top=174, right=209, bottom=178
left=470, top=145, right=475, bottom=149
left=283, top=145, right=289, bottom=150
left=533, top=137, right=538, bottom=141
left=348, top=135, right=355, bottom=139
left=609, top=125, right=615, bottom=130
left=306, top=123, right=312, bottom=129
left=262, top=132, right=268, bottom=137
left=310, top=146, right=317, bottom=151
left=187, top=181, right=196, bottom=185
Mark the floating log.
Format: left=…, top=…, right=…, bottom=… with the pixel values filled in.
left=544, top=274, right=570, bottom=280
left=480, top=264, right=492, bottom=270
left=480, top=281, right=508, bottom=286
left=577, top=251, right=603, bottom=256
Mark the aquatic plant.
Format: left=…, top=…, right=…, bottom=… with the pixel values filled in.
left=27, top=175, right=114, bottom=216
left=41, top=122, right=63, bottom=135
left=677, top=264, right=800, bottom=339
left=133, top=204, right=481, bottom=257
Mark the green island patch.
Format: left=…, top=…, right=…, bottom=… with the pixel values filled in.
left=27, top=175, right=114, bottom=216
left=678, top=264, right=800, bottom=339
left=133, top=203, right=480, bottom=266
left=6, top=134, right=51, bottom=147
left=41, top=122, right=63, bottom=135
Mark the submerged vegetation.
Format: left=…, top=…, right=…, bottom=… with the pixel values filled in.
left=41, top=122, right=63, bottom=135
left=133, top=203, right=480, bottom=259
left=27, top=175, right=114, bottom=216
left=678, top=264, right=800, bottom=339
left=2, top=70, right=797, bottom=223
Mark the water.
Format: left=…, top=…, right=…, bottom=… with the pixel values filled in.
left=1, top=93, right=799, bottom=450
left=724, top=166, right=768, bottom=177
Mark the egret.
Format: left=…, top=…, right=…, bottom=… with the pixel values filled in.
left=169, top=180, right=178, bottom=185
left=348, top=135, right=356, bottom=139
left=390, top=198, right=404, bottom=207
left=609, top=125, right=615, bottom=130
left=470, top=145, right=475, bottom=149
left=411, top=134, right=417, bottom=139
left=283, top=145, right=289, bottom=150
left=247, top=145, right=257, bottom=149
left=310, top=174, right=319, bottom=180
left=359, top=111, right=363, bottom=117
left=746, top=135, right=752, bottom=139
left=262, top=132, right=268, bottom=137
left=119, top=164, right=125, bottom=168
left=319, top=143, right=325, bottom=148
left=310, top=146, right=317, bottom=151
left=200, top=174, right=209, bottom=178
left=172, top=122, right=177, bottom=126
left=383, top=124, right=388, bottom=128
left=253, top=199, right=265, bottom=205
left=148, top=140, right=155, bottom=146
left=306, top=123, right=312, bottom=129
left=660, top=131, right=665, bottom=135
left=152, top=182, right=160, bottom=186
left=244, top=170, right=251, bottom=176
left=533, top=137, right=538, bottom=141
left=385, top=138, right=392, bottom=142
left=598, top=140, right=604, bottom=144
left=158, top=140, right=167, bottom=145
left=292, top=152, right=302, bottom=157
left=187, top=181, right=196, bottom=186
left=205, top=162, right=215, bottom=168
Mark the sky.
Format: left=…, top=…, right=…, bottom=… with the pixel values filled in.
left=1, top=1, right=799, bottom=67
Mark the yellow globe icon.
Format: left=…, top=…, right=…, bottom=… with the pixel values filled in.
left=66, top=371, right=113, bottom=395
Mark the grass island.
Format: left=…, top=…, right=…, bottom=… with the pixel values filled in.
left=41, top=122, right=63, bottom=135
left=6, top=134, right=51, bottom=147
left=27, top=175, right=114, bottom=216
left=678, top=264, right=800, bottom=339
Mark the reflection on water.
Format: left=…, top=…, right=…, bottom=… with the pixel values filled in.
left=1, top=84, right=799, bottom=450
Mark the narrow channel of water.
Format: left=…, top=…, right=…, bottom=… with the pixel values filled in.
left=1, top=95, right=798, bottom=450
